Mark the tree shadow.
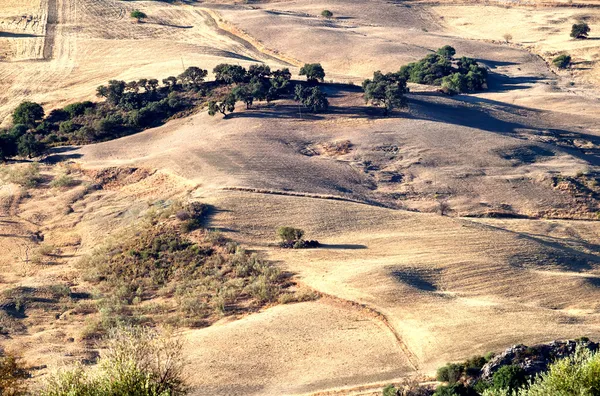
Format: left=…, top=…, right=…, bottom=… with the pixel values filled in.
left=391, top=268, right=441, bottom=292
left=479, top=222, right=600, bottom=272
left=485, top=71, right=547, bottom=93
left=475, top=59, right=520, bottom=68
left=44, top=153, right=83, bottom=164
left=0, top=32, right=43, bottom=38
left=226, top=105, right=325, bottom=121
left=407, top=92, right=600, bottom=167
left=319, top=243, right=368, bottom=250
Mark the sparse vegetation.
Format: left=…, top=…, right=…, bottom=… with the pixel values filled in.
left=0, top=163, right=43, bottom=188
left=49, top=173, right=78, bottom=188
left=79, top=203, right=290, bottom=333
left=503, top=33, right=512, bottom=43
left=0, top=350, right=28, bottom=395
left=552, top=54, right=571, bottom=69
left=40, top=326, right=187, bottom=396
left=571, top=22, right=590, bottom=39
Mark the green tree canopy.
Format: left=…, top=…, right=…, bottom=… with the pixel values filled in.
left=437, top=45, right=456, bottom=59
left=294, top=85, right=329, bottom=113
left=17, top=133, right=45, bottom=158
left=299, top=63, right=326, bottom=83
left=213, top=64, right=248, bottom=84
left=232, top=84, right=254, bottom=109
left=362, top=71, right=409, bottom=116
left=571, top=22, right=590, bottom=39
left=208, top=94, right=237, bottom=117
left=12, top=102, right=44, bottom=127
left=178, top=67, right=208, bottom=89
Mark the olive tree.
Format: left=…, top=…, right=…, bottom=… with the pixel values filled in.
left=299, top=63, right=326, bottom=83
left=571, top=22, right=590, bottom=39
left=362, top=71, right=409, bottom=116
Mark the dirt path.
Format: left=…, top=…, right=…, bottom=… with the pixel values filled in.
left=197, top=7, right=301, bottom=67
left=319, top=293, right=420, bottom=371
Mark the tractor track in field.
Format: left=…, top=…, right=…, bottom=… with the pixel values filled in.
left=43, top=0, right=57, bottom=59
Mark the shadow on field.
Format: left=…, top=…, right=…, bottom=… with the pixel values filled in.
left=319, top=244, right=368, bottom=250
left=479, top=222, right=600, bottom=271
left=407, top=92, right=600, bottom=166
left=0, top=32, right=43, bottom=38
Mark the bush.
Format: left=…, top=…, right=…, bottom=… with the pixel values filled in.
left=1, top=163, right=42, bottom=187
left=571, top=22, right=590, bottom=39
left=321, top=9, right=333, bottom=18
left=40, top=326, right=187, bottom=396
left=50, top=173, right=78, bottom=188
left=552, top=54, right=571, bottom=69
left=437, top=363, right=464, bottom=384
left=277, top=226, right=304, bottom=243
left=0, top=351, right=28, bottom=395
left=492, top=365, right=527, bottom=392
left=131, top=10, right=147, bottom=22
left=434, top=383, right=477, bottom=396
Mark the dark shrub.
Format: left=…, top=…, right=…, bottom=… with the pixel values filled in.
left=12, top=102, right=44, bottom=127
left=571, top=22, right=590, bottom=39
left=553, top=54, right=571, bottom=69
left=436, top=363, right=464, bottom=384
left=492, top=365, right=527, bottom=392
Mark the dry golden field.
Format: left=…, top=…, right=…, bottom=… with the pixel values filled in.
left=1, top=0, right=600, bottom=394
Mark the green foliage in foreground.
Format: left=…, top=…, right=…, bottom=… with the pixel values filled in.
left=482, top=345, right=600, bottom=396
left=40, top=326, right=187, bottom=396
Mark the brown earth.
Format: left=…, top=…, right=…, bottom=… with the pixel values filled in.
left=1, top=0, right=600, bottom=395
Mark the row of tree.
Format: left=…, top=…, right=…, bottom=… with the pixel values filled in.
left=0, top=47, right=489, bottom=161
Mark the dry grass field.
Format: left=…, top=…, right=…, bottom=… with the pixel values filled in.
left=1, top=0, right=600, bottom=394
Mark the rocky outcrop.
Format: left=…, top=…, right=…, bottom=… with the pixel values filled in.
left=481, top=339, right=599, bottom=381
